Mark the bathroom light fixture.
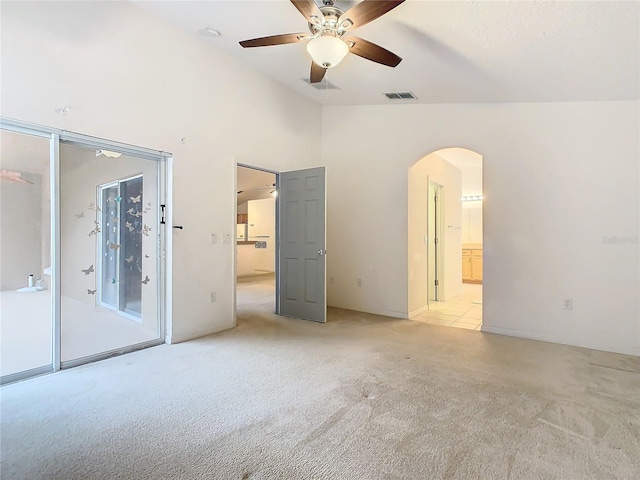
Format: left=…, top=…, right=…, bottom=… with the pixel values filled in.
left=96, top=149, right=122, bottom=158
left=461, top=195, right=483, bottom=202
left=306, top=35, right=349, bottom=68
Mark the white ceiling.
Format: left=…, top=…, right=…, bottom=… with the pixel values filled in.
left=237, top=166, right=276, bottom=205
left=134, top=0, right=639, bottom=106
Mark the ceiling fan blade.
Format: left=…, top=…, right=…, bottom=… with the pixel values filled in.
left=290, top=0, right=324, bottom=24
left=310, top=62, right=326, bottom=84
left=347, top=36, right=402, bottom=67
left=338, top=0, right=405, bottom=30
left=240, top=33, right=308, bottom=48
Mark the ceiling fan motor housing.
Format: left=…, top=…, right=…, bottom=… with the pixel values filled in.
left=308, top=5, right=349, bottom=38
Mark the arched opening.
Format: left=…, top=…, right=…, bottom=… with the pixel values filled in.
left=408, top=147, right=483, bottom=330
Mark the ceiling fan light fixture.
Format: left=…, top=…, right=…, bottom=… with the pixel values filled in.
left=306, top=35, right=349, bottom=68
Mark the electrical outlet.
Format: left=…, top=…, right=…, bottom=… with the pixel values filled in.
left=357, top=278, right=362, bottom=287
left=210, top=292, right=216, bottom=303
left=564, top=298, right=573, bottom=310
left=210, top=233, right=218, bottom=244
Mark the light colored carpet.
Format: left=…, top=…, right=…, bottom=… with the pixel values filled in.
left=1, top=276, right=639, bottom=479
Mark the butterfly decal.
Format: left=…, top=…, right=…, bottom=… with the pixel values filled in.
left=106, top=196, right=115, bottom=203
left=144, top=254, right=150, bottom=259
left=111, top=278, right=117, bottom=284
left=141, top=275, right=150, bottom=285
left=75, top=212, right=85, bottom=219
left=88, top=202, right=101, bottom=212
left=130, top=195, right=141, bottom=203
left=125, top=255, right=134, bottom=263
left=88, top=226, right=101, bottom=237
left=87, top=289, right=97, bottom=295
left=109, top=242, right=120, bottom=250
left=125, top=221, right=134, bottom=232
left=81, top=264, right=94, bottom=275
left=142, top=225, right=151, bottom=236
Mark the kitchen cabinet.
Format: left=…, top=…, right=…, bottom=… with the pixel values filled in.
left=462, top=248, right=482, bottom=283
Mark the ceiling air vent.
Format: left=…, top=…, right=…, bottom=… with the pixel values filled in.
left=303, top=78, right=340, bottom=90
left=384, top=91, right=417, bottom=100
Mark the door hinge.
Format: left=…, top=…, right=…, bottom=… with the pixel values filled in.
left=435, top=280, right=439, bottom=286
left=434, top=237, right=438, bottom=244
left=160, top=204, right=166, bottom=225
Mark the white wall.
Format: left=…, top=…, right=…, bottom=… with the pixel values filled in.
left=324, top=101, right=640, bottom=356
left=0, top=1, right=322, bottom=343
left=461, top=165, right=483, bottom=197
left=408, top=152, right=462, bottom=316
left=0, top=174, right=43, bottom=290
left=462, top=203, right=483, bottom=246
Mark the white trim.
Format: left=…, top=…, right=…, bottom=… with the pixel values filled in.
left=481, top=325, right=640, bottom=357
left=163, top=157, right=172, bottom=343
left=408, top=304, right=430, bottom=318
left=0, top=117, right=170, bottom=160
left=166, top=325, right=234, bottom=345
left=60, top=339, right=165, bottom=369
left=51, top=134, right=61, bottom=372
left=1, top=365, right=54, bottom=386
left=233, top=161, right=238, bottom=327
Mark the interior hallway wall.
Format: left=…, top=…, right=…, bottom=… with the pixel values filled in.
left=0, top=1, right=322, bottom=343
left=323, top=101, right=639, bottom=356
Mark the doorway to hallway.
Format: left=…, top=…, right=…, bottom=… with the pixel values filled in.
left=235, top=165, right=277, bottom=323
left=234, top=164, right=328, bottom=324
left=408, top=147, right=483, bottom=331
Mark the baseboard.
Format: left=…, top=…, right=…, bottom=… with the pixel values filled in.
left=166, top=324, right=234, bottom=344
left=237, top=272, right=275, bottom=278
left=408, top=304, right=430, bottom=318
left=481, top=325, right=640, bottom=357
left=328, top=303, right=408, bottom=320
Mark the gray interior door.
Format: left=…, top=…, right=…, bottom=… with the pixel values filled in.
left=278, top=167, right=326, bottom=323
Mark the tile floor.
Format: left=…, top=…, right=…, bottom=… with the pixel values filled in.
left=236, top=274, right=483, bottom=331
left=412, top=283, right=483, bottom=330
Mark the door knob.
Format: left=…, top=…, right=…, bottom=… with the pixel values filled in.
left=317, top=249, right=326, bottom=256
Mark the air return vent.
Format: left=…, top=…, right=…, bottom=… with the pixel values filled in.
left=384, top=91, right=417, bottom=100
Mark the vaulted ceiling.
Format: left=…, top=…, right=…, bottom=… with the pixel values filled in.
left=135, top=0, right=639, bottom=105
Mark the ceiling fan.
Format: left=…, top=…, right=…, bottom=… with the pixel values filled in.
left=239, top=0, right=405, bottom=83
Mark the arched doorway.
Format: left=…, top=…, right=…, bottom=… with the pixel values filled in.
left=408, top=147, right=483, bottom=330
